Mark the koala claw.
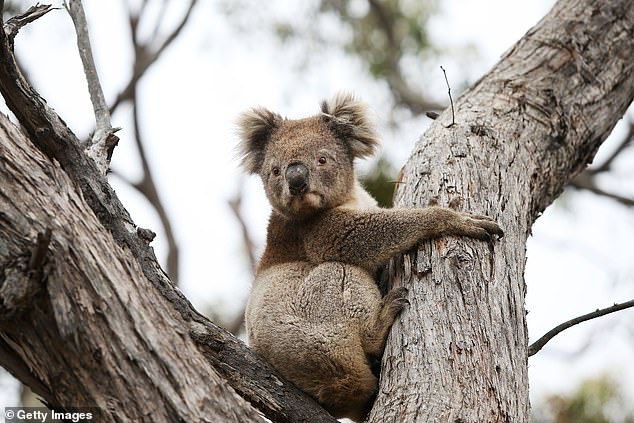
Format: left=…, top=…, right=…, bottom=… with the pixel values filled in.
left=461, top=213, right=504, bottom=240
left=385, top=286, right=410, bottom=312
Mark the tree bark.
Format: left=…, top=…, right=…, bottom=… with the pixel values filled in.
left=1, top=0, right=633, bottom=422
left=0, top=112, right=338, bottom=423
left=0, top=117, right=260, bottom=422
left=0, top=5, right=336, bottom=422
left=369, top=0, right=634, bottom=422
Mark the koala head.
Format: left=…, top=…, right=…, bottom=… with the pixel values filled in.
left=237, top=93, right=379, bottom=219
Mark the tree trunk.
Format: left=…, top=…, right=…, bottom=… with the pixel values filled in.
left=0, top=6, right=337, bottom=422
left=1, top=0, right=633, bottom=422
left=369, top=0, right=634, bottom=422
left=0, top=118, right=262, bottom=421
left=0, top=112, right=340, bottom=422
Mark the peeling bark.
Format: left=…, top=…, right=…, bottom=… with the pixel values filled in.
left=370, top=1, right=634, bottom=422
left=0, top=118, right=258, bottom=421
left=0, top=115, right=336, bottom=422
left=0, top=0, right=632, bottom=421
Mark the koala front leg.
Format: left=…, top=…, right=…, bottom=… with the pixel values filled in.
left=305, top=206, right=503, bottom=270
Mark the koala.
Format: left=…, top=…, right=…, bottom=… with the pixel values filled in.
left=238, top=93, right=503, bottom=422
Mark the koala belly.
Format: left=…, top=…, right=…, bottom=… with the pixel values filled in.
left=245, top=261, right=382, bottom=421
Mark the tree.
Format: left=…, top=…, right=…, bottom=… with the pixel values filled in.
left=369, top=0, right=634, bottom=420
left=0, top=1, right=632, bottom=423
left=533, top=374, right=634, bottom=423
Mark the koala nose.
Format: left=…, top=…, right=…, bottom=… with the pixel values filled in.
left=286, top=163, right=309, bottom=196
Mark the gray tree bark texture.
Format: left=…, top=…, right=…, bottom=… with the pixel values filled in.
left=0, top=118, right=259, bottom=422
left=0, top=1, right=632, bottom=423
left=0, top=4, right=336, bottom=423
left=369, top=1, right=634, bottom=422
left=0, top=115, right=339, bottom=423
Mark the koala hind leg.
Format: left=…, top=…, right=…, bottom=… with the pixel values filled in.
left=363, top=286, right=409, bottom=357
left=315, top=351, right=378, bottom=422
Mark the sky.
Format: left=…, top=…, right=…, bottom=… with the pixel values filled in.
left=1, top=0, right=633, bottom=415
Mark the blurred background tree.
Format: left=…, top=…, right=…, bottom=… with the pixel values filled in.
left=533, top=375, right=634, bottom=423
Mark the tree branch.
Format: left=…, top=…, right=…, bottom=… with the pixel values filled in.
left=3, top=4, right=54, bottom=46
left=528, top=299, right=634, bottom=356
left=99, top=0, right=201, bottom=282
left=567, top=115, right=634, bottom=206
left=65, top=0, right=119, bottom=174
left=570, top=171, right=634, bottom=207
left=130, top=84, right=180, bottom=282
left=373, top=1, right=634, bottom=420
left=110, top=0, right=199, bottom=114
left=588, top=116, right=633, bottom=174
left=225, top=180, right=257, bottom=335
left=0, top=5, right=336, bottom=420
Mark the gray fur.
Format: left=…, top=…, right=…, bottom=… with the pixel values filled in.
left=238, top=94, right=503, bottom=422
left=236, top=107, right=282, bottom=173
left=320, top=92, right=379, bottom=159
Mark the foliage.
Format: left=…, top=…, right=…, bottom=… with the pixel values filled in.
left=361, top=156, right=398, bottom=208
left=533, top=375, right=634, bottom=423
left=318, top=0, right=437, bottom=80
left=221, top=0, right=443, bottom=113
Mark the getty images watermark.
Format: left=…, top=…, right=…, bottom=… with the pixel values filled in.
left=4, top=407, right=100, bottom=422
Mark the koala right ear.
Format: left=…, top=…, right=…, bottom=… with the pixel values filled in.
left=237, top=107, right=282, bottom=174
left=320, top=93, right=379, bottom=159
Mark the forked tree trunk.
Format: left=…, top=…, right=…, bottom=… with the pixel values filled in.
left=369, top=1, right=634, bottom=422
left=0, top=0, right=632, bottom=422
left=0, top=4, right=335, bottom=423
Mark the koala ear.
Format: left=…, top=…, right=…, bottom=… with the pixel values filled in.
left=320, top=92, right=379, bottom=159
left=237, top=107, right=282, bottom=174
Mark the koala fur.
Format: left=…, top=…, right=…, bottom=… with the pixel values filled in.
left=238, top=93, right=503, bottom=422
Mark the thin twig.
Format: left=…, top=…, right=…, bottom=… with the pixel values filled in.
left=528, top=299, right=634, bottom=356
left=130, top=86, right=180, bottom=283
left=589, top=117, right=633, bottom=174
left=3, top=4, right=54, bottom=45
left=440, top=66, right=455, bottom=127
left=570, top=172, right=634, bottom=207
left=110, top=0, right=199, bottom=115
left=65, top=0, right=119, bottom=173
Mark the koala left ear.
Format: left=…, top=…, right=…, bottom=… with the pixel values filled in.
left=237, top=107, right=282, bottom=174
left=320, top=92, right=379, bottom=159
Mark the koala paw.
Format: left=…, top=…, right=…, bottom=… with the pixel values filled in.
left=459, top=212, right=504, bottom=241
left=384, top=286, right=410, bottom=313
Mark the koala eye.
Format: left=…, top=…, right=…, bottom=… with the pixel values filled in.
left=317, top=156, right=327, bottom=165
left=272, top=166, right=280, bottom=176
